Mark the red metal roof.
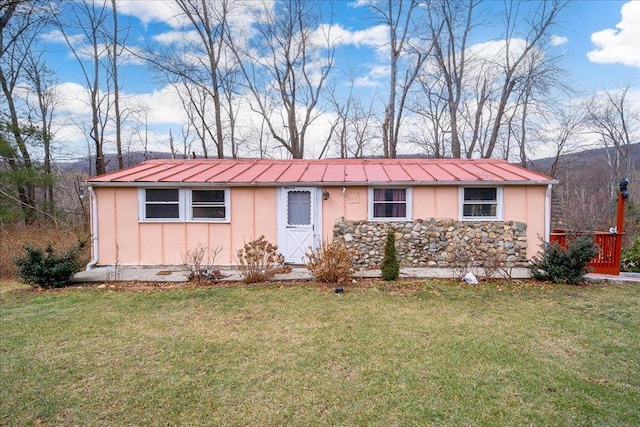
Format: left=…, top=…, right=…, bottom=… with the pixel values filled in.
left=87, top=158, right=556, bottom=186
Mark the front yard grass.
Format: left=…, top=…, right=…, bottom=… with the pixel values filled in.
left=1, top=280, right=639, bottom=425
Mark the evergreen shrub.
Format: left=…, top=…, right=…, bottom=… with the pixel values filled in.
left=15, top=241, right=85, bottom=288
left=529, top=234, right=598, bottom=285
left=381, top=231, right=400, bottom=281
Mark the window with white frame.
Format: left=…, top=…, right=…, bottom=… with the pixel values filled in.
left=143, top=188, right=181, bottom=220
left=139, top=188, right=229, bottom=222
left=190, top=189, right=228, bottom=221
left=369, top=188, right=411, bottom=220
left=460, top=187, right=502, bottom=220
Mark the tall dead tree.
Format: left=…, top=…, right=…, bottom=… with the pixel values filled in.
left=53, top=0, right=111, bottom=175
left=228, top=0, right=335, bottom=159
left=369, top=0, right=434, bottom=158
left=483, top=0, right=567, bottom=158
left=586, top=84, right=640, bottom=193
left=427, top=0, right=479, bottom=159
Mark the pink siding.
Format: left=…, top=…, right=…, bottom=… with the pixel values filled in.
left=92, top=180, right=550, bottom=266
left=94, top=187, right=277, bottom=266
left=504, top=186, right=547, bottom=259
left=321, top=186, right=368, bottom=240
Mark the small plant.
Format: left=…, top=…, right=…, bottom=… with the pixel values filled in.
left=236, top=235, right=284, bottom=283
left=381, top=231, right=400, bottom=281
left=306, top=238, right=359, bottom=284
left=621, top=236, right=640, bottom=273
left=451, top=247, right=471, bottom=280
left=529, top=234, right=598, bottom=285
left=182, top=243, right=223, bottom=281
left=15, top=241, right=85, bottom=288
left=480, top=253, right=502, bottom=280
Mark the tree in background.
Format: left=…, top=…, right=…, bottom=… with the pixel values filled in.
left=586, top=84, right=639, bottom=196
left=52, top=0, right=111, bottom=175
left=370, top=0, right=434, bottom=158
left=0, top=0, right=55, bottom=223
left=228, top=0, right=336, bottom=159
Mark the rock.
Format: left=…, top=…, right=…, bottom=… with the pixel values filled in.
left=462, top=273, right=479, bottom=285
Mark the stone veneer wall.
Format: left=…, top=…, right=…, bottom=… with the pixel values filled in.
left=333, top=217, right=529, bottom=268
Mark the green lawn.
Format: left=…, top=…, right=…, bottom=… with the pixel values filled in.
left=1, top=280, right=639, bottom=426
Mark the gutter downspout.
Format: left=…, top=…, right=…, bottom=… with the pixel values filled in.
left=86, top=185, right=99, bottom=270
left=544, top=184, right=553, bottom=242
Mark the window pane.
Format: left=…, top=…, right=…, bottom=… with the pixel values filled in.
left=374, top=203, right=406, bottom=218
left=192, top=206, right=226, bottom=219
left=288, top=191, right=311, bottom=225
left=464, top=188, right=497, bottom=202
left=463, top=203, right=497, bottom=217
left=146, top=204, right=179, bottom=219
left=146, top=189, right=179, bottom=202
left=192, top=190, right=225, bottom=203
left=374, top=188, right=405, bottom=202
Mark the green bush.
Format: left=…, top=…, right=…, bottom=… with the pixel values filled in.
left=621, top=236, right=640, bottom=272
left=381, top=231, right=400, bottom=281
left=15, top=241, right=85, bottom=288
left=529, top=234, right=598, bottom=285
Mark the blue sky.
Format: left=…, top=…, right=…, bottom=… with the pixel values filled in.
left=40, top=0, right=640, bottom=160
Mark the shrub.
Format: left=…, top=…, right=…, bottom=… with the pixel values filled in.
left=306, top=239, right=359, bottom=284
left=621, top=236, right=640, bottom=273
left=236, top=235, right=284, bottom=283
left=15, top=241, right=85, bottom=288
left=529, top=234, right=598, bottom=285
left=381, top=231, right=400, bottom=281
left=181, top=243, right=223, bottom=281
left=1, top=225, right=88, bottom=279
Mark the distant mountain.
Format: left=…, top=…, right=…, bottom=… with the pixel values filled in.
left=55, top=143, right=640, bottom=179
left=528, top=143, right=640, bottom=180
left=56, top=151, right=177, bottom=175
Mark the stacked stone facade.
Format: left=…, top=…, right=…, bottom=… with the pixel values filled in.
left=333, top=217, right=529, bottom=268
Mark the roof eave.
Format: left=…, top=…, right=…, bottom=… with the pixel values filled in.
left=85, top=179, right=558, bottom=187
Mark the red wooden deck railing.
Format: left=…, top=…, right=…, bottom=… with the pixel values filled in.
left=549, top=230, right=623, bottom=275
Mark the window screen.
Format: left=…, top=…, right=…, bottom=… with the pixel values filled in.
left=287, top=191, right=311, bottom=225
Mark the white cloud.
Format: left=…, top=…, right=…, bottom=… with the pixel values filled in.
left=314, top=23, right=388, bottom=49
left=152, top=29, right=202, bottom=46
left=41, top=30, right=84, bottom=46
left=116, top=0, right=187, bottom=28
left=551, top=35, right=568, bottom=46
left=587, top=1, right=640, bottom=67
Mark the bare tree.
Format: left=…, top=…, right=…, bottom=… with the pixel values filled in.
left=586, top=84, right=640, bottom=192
left=483, top=0, right=567, bottom=158
left=369, top=0, right=434, bottom=158
left=0, top=0, right=51, bottom=222
left=532, top=104, right=585, bottom=179
left=427, top=0, right=480, bottom=159
left=108, top=0, right=125, bottom=169
left=228, top=0, right=335, bottom=159
left=52, top=0, right=110, bottom=175
left=323, top=76, right=377, bottom=159
left=24, top=50, right=58, bottom=213
left=167, top=0, right=232, bottom=159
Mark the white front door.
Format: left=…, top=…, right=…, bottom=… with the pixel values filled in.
left=279, top=188, right=319, bottom=264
